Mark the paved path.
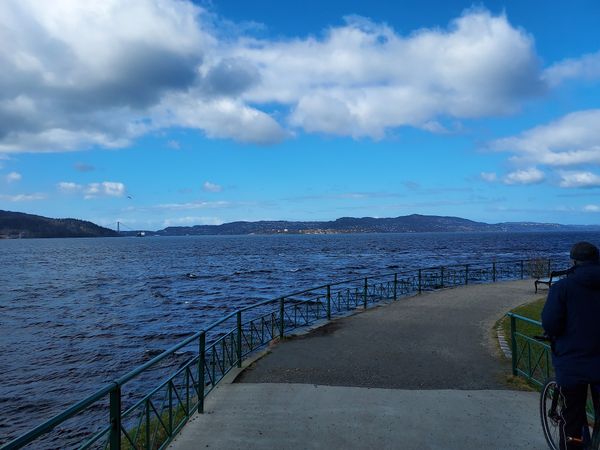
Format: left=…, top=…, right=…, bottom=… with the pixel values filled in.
left=170, top=280, right=549, bottom=449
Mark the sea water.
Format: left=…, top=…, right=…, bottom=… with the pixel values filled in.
left=1, top=231, right=599, bottom=445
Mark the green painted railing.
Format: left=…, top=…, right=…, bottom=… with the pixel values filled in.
left=2, top=257, right=558, bottom=450
left=508, top=313, right=553, bottom=387
left=508, top=312, right=597, bottom=422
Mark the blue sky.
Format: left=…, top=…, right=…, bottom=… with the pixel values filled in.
left=1, top=0, right=600, bottom=229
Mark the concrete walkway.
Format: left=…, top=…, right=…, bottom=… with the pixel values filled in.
left=170, top=280, right=549, bottom=449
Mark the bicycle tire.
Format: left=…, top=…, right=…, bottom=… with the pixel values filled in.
left=541, top=379, right=562, bottom=450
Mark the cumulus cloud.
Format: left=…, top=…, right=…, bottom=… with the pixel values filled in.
left=0, top=2, right=546, bottom=151
left=235, top=11, right=544, bottom=138
left=5, top=171, right=21, bottom=183
left=58, top=181, right=82, bottom=192
left=0, top=0, right=208, bottom=152
left=491, top=110, right=600, bottom=167
left=84, top=182, right=126, bottom=198
left=489, top=110, right=600, bottom=189
left=503, top=168, right=544, bottom=185
left=559, top=171, right=600, bottom=188
left=544, top=51, right=600, bottom=86
left=57, top=180, right=126, bottom=198
left=202, top=181, right=222, bottom=192
left=154, top=96, right=286, bottom=145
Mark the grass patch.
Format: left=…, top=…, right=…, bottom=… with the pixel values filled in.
left=499, top=297, right=546, bottom=349
left=498, top=296, right=554, bottom=388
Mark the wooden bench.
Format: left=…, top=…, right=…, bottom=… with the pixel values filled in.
left=534, top=269, right=570, bottom=293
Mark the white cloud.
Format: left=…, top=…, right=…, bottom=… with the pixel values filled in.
left=584, top=204, right=600, bottom=213
left=480, top=172, right=497, bottom=182
left=84, top=182, right=126, bottom=198
left=544, top=51, right=600, bottom=86
left=0, top=3, right=546, bottom=151
left=57, top=180, right=126, bottom=198
left=559, top=171, right=600, bottom=188
left=203, top=181, right=222, bottom=192
left=491, top=110, right=600, bottom=168
left=163, top=216, right=223, bottom=226
left=5, top=171, right=22, bottom=183
left=236, top=11, right=543, bottom=138
left=0, top=193, right=45, bottom=201
left=503, top=168, right=544, bottom=185
left=154, top=96, right=287, bottom=145
left=58, top=181, right=83, bottom=192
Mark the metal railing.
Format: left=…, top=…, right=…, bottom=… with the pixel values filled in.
left=2, top=257, right=557, bottom=450
left=508, top=313, right=597, bottom=422
left=508, top=313, right=553, bottom=387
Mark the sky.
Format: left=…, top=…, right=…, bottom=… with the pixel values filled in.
left=1, top=0, right=600, bottom=230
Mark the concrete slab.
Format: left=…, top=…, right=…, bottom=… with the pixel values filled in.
left=169, top=383, right=547, bottom=450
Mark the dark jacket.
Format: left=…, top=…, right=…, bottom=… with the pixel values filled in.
left=542, top=262, right=600, bottom=386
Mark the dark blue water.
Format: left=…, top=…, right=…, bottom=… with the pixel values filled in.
left=1, top=231, right=599, bottom=445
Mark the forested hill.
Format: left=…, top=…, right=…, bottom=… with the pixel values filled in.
left=3, top=211, right=598, bottom=238
left=157, top=214, right=599, bottom=235
left=0, top=210, right=118, bottom=238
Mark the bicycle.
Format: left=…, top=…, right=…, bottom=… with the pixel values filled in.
left=535, top=335, right=600, bottom=449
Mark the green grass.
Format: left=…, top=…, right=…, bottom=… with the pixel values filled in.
left=500, top=297, right=546, bottom=349
left=498, top=297, right=554, bottom=388
left=121, top=397, right=196, bottom=450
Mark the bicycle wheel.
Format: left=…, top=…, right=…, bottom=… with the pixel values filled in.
left=541, top=379, right=563, bottom=450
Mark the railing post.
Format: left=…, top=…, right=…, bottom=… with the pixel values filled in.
left=236, top=311, right=242, bottom=368
left=199, top=332, right=205, bottom=413
left=109, top=384, right=121, bottom=450
left=279, top=297, right=285, bottom=338
left=326, top=285, right=331, bottom=320
left=363, top=277, right=368, bottom=309
left=520, top=260, right=524, bottom=279
left=510, top=315, right=517, bottom=376
left=527, top=341, right=532, bottom=377
left=465, top=264, right=469, bottom=285
left=492, top=262, right=496, bottom=282
left=440, top=266, right=444, bottom=288
left=168, top=381, right=173, bottom=436
left=393, top=273, right=398, bottom=300
left=418, top=269, right=422, bottom=294
left=186, top=366, right=190, bottom=415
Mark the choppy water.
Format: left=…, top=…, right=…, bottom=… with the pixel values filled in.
left=1, top=231, right=599, bottom=446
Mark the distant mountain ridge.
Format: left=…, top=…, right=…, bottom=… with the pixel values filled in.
left=153, top=214, right=600, bottom=236
left=2, top=210, right=599, bottom=239
left=0, top=210, right=118, bottom=238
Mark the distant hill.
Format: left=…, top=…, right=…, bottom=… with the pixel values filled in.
left=0, top=210, right=119, bottom=238
left=153, top=214, right=600, bottom=236
left=3, top=211, right=598, bottom=239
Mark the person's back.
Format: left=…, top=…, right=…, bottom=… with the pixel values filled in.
left=542, top=241, right=600, bottom=449
left=543, top=260, right=600, bottom=386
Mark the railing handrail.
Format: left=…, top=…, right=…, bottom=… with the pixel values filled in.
left=506, top=312, right=543, bottom=327
left=2, top=256, right=559, bottom=449
left=3, top=382, right=117, bottom=450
